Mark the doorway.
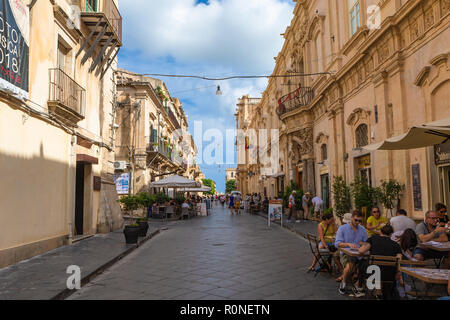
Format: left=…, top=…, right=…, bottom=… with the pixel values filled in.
left=321, top=174, right=330, bottom=210
left=75, top=162, right=85, bottom=236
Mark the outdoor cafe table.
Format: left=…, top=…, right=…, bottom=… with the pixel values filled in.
left=339, top=247, right=370, bottom=258
left=399, top=267, right=450, bottom=298
left=418, top=241, right=450, bottom=268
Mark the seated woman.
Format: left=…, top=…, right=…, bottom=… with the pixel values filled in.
left=399, top=228, right=418, bottom=261
left=308, top=213, right=343, bottom=274
left=366, top=207, right=388, bottom=237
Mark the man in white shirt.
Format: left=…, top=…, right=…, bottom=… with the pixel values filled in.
left=312, top=195, right=324, bottom=220
left=390, top=209, right=417, bottom=234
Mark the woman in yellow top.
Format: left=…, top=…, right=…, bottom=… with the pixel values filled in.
left=308, top=213, right=343, bottom=274
left=366, top=207, right=387, bottom=237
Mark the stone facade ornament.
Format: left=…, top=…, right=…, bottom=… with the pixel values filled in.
left=292, top=127, right=314, bottom=156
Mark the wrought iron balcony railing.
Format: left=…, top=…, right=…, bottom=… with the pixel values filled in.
left=276, top=86, right=314, bottom=117
left=48, top=68, right=86, bottom=124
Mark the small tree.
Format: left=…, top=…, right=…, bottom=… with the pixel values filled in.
left=136, top=192, right=155, bottom=219
left=332, top=176, right=351, bottom=223
left=377, top=179, right=405, bottom=219
left=155, top=192, right=169, bottom=205
left=118, top=195, right=140, bottom=224
left=226, top=179, right=236, bottom=194
left=202, top=178, right=216, bottom=195
left=350, top=175, right=378, bottom=212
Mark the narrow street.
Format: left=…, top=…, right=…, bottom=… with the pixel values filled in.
left=69, top=205, right=347, bottom=300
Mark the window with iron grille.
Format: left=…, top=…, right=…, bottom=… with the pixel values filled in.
left=356, top=124, right=369, bottom=148
left=321, top=144, right=328, bottom=161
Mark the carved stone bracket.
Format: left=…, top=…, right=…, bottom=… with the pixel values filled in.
left=292, top=127, right=314, bottom=156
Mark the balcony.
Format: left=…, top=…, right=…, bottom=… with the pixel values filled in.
left=168, top=108, right=181, bottom=129
left=148, top=140, right=174, bottom=161
left=48, top=68, right=86, bottom=126
left=77, top=0, right=122, bottom=77
left=276, top=86, right=314, bottom=118
left=81, top=0, right=122, bottom=43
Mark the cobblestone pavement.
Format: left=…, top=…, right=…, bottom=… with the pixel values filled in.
left=0, top=224, right=162, bottom=300
left=69, top=205, right=348, bottom=300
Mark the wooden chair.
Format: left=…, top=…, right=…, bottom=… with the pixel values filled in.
left=366, top=255, right=400, bottom=300
left=306, top=233, right=333, bottom=277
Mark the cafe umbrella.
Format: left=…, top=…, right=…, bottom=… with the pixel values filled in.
left=364, top=117, right=450, bottom=151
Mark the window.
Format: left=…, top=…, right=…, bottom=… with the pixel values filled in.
left=356, top=124, right=369, bottom=148
left=321, top=144, right=328, bottom=161
left=349, top=0, right=361, bottom=36
left=85, top=0, right=98, bottom=12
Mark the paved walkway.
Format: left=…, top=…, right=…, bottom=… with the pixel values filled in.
left=69, top=206, right=347, bottom=300
left=0, top=223, right=164, bottom=300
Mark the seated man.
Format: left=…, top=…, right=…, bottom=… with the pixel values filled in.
left=390, top=209, right=417, bottom=235
left=414, top=210, right=449, bottom=264
left=335, top=210, right=368, bottom=296
left=359, top=225, right=402, bottom=300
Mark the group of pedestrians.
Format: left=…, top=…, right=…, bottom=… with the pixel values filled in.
left=288, top=191, right=325, bottom=223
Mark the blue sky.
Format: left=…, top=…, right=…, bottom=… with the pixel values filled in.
left=118, top=0, right=294, bottom=193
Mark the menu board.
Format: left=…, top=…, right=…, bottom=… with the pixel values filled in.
left=412, top=164, right=422, bottom=211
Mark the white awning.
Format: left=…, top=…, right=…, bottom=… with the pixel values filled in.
left=150, top=175, right=201, bottom=188
left=364, top=117, right=450, bottom=151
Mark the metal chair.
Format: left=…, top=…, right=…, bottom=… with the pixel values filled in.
left=306, top=233, right=333, bottom=277
left=182, top=207, right=189, bottom=220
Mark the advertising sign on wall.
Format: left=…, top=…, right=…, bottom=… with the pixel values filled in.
left=0, top=0, right=29, bottom=100
left=114, top=173, right=130, bottom=195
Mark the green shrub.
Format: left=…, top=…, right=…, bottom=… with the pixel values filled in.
left=118, top=195, right=139, bottom=212
left=155, top=192, right=169, bottom=205
left=332, top=176, right=351, bottom=222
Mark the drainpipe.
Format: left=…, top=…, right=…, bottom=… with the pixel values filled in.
left=68, top=134, right=76, bottom=245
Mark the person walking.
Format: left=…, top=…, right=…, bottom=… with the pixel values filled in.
left=312, top=195, right=324, bottom=221
left=303, top=192, right=312, bottom=220
left=287, top=191, right=298, bottom=223
left=229, top=194, right=235, bottom=215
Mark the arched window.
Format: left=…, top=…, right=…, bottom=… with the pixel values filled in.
left=321, top=144, right=328, bottom=161
left=356, top=124, right=369, bottom=148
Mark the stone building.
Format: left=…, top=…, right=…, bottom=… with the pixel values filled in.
left=0, top=0, right=124, bottom=268
left=237, top=0, right=450, bottom=219
left=115, top=69, right=200, bottom=195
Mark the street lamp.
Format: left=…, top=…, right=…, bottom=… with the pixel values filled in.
left=216, top=85, right=222, bottom=96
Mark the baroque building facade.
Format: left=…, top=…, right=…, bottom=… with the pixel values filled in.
left=0, top=0, right=124, bottom=268
left=114, top=69, right=203, bottom=195
left=237, top=0, right=450, bottom=220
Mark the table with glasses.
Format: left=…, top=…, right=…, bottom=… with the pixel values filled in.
left=339, top=247, right=370, bottom=257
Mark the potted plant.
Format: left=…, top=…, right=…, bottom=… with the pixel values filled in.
left=350, top=175, right=379, bottom=223
left=376, top=179, right=405, bottom=219
left=118, top=195, right=140, bottom=244
left=135, top=192, right=155, bottom=237
left=332, top=176, right=351, bottom=224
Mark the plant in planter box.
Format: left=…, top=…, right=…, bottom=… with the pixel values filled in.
left=174, top=195, right=186, bottom=206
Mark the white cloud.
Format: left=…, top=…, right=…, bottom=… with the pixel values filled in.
left=120, top=0, right=294, bottom=73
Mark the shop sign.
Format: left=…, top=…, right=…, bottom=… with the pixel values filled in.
left=357, top=155, right=371, bottom=169
left=114, top=173, right=130, bottom=195
left=434, top=140, right=450, bottom=165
